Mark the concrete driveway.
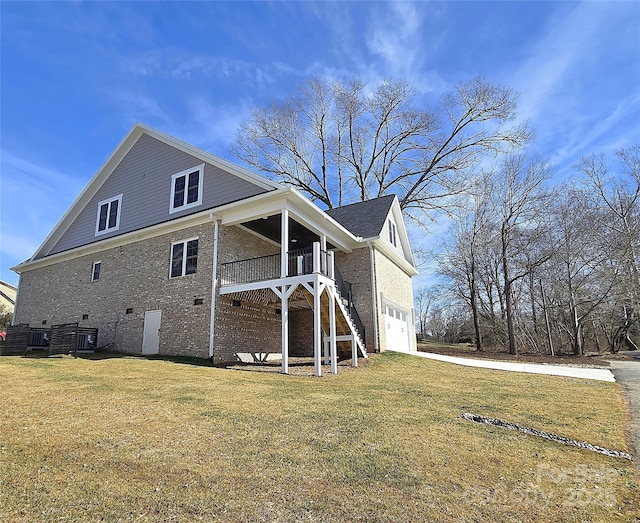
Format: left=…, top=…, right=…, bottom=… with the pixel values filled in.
left=607, top=351, right=640, bottom=469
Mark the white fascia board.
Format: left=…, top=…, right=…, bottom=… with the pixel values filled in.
left=12, top=188, right=358, bottom=274
left=220, top=188, right=293, bottom=224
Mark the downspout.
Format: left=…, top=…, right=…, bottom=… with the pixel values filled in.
left=368, top=242, right=379, bottom=353
left=208, top=217, right=221, bottom=360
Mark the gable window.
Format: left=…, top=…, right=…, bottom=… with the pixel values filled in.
left=91, top=261, right=101, bottom=281
left=95, top=194, right=123, bottom=236
left=388, top=219, right=397, bottom=247
left=170, top=238, right=199, bottom=278
left=170, top=164, right=204, bottom=213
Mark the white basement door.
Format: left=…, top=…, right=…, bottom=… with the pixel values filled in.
left=384, top=305, right=410, bottom=352
left=142, top=310, right=162, bottom=355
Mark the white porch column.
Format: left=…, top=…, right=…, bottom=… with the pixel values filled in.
left=320, top=235, right=327, bottom=275
left=327, top=251, right=335, bottom=280
left=281, top=209, right=289, bottom=278
left=314, top=279, right=322, bottom=376
left=281, top=285, right=289, bottom=374
left=352, top=334, right=358, bottom=367
left=329, top=288, right=337, bottom=374
left=312, top=242, right=321, bottom=274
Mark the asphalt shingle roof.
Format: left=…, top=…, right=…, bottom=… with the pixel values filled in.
left=325, top=194, right=396, bottom=238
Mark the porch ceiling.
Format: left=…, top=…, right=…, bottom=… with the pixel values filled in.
left=242, top=214, right=335, bottom=250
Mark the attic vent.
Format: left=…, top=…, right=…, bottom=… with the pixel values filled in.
left=194, top=298, right=204, bottom=306
left=232, top=300, right=241, bottom=307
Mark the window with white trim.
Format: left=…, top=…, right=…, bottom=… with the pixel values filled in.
left=388, top=219, right=397, bottom=247
left=91, top=261, right=102, bottom=282
left=170, top=164, right=204, bottom=213
left=95, top=194, right=123, bottom=236
left=170, top=238, right=199, bottom=278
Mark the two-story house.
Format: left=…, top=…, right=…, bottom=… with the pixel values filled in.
left=11, top=124, right=417, bottom=375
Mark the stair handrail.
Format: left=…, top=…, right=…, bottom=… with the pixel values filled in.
left=333, top=265, right=366, bottom=344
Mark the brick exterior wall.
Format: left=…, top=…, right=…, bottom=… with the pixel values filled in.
left=289, top=309, right=314, bottom=356
left=14, top=222, right=216, bottom=357
left=212, top=224, right=281, bottom=364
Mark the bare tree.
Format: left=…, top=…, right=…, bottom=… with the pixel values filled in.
left=233, top=76, right=529, bottom=219
left=494, top=155, right=555, bottom=355
left=414, top=285, right=441, bottom=339
left=579, top=147, right=640, bottom=352
left=437, top=176, right=494, bottom=350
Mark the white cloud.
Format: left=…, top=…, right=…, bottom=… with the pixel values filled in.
left=366, top=2, right=423, bottom=71
left=509, top=2, right=638, bottom=156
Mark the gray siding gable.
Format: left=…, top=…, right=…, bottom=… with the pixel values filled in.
left=43, top=133, right=273, bottom=257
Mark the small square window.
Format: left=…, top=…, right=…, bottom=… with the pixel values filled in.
left=82, top=314, right=89, bottom=320
left=194, top=298, right=204, bottom=306
left=91, top=261, right=101, bottom=281
left=95, top=195, right=123, bottom=236
left=42, top=320, right=47, bottom=325
left=170, top=165, right=204, bottom=214
left=126, top=308, right=133, bottom=315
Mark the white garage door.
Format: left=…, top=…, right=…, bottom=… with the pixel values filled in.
left=384, top=305, right=410, bottom=352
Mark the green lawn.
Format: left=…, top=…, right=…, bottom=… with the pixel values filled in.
left=1, top=352, right=638, bottom=522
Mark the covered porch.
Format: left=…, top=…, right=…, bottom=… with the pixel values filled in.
left=214, top=203, right=366, bottom=376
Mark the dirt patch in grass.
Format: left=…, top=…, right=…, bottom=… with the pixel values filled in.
left=1, top=352, right=638, bottom=522
left=417, top=341, right=619, bottom=367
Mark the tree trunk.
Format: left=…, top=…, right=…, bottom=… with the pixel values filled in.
left=470, top=260, right=483, bottom=351
left=540, top=280, right=554, bottom=356
left=501, top=227, right=517, bottom=355
left=529, top=270, right=538, bottom=335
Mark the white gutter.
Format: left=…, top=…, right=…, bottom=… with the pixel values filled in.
left=208, top=218, right=221, bottom=359
left=368, top=242, right=379, bottom=353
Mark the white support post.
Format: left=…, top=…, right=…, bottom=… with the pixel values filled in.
left=352, top=334, right=358, bottom=367
left=281, top=209, right=289, bottom=278
left=320, top=235, right=327, bottom=275
left=329, top=288, right=337, bottom=374
left=313, top=279, right=322, bottom=376
left=327, top=251, right=335, bottom=280
left=281, top=284, right=289, bottom=374
left=312, top=241, right=320, bottom=274
left=323, top=333, right=329, bottom=365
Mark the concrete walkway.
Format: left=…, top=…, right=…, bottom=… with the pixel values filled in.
left=607, top=352, right=640, bottom=464
left=388, top=349, right=616, bottom=382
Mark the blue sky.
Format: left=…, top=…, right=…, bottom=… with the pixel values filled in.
left=1, top=1, right=639, bottom=287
